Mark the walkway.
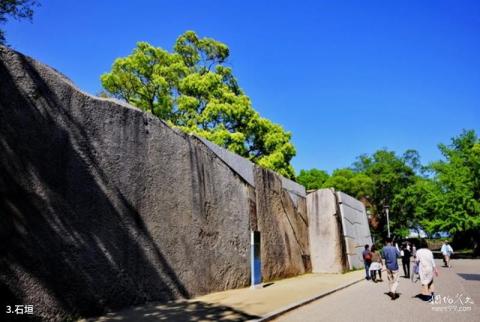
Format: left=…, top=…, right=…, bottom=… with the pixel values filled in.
left=81, top=270, right=364, bottom=321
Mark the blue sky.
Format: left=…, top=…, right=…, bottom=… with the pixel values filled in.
left=5, top=0, right=480, bottom=174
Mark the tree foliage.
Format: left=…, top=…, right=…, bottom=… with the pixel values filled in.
left=299, top=130, right=479, bottom=244
left=0, top=0, right=37, bottom=45
left=391, top=131, right=480, bottom=237
left=351, top=150, right=418, bottom=236
left=423, top=130, right=480, bottom=234
left=101, top=31, right=296, bottom=178
left=296, top=168, right=329, bottom=190
left=391, top=177, right=441, bottom=236
left=321, top=168, right=374, bottom=199
left=300, top=149, right=419, bottom=237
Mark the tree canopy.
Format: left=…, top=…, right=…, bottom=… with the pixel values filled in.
left=296, top=168, right=329, bottom=190
left=353, top=150, right=417, bottom=235
left=322, top=168, right=374, bottom=200
left=101, top=31, right=296, bottom=178
left=0, top=0, right=37, bottom=45
left=421, top=130, right=480, bottom=234
left=299, top=130, right=480, bottom=245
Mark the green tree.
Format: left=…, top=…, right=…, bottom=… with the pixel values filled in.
left=426, top=130, right=480, bottom=235
left=100, top=42, right=187, bottom=120
left=302, top=131, right=479, bottom=246
left=396, top=130, right=480, bottom=253
left=101, top=31, right=296, bottom=178
left=296, top=168, right=329, bottom=190
left=353, top=150, right=418, bottom=236
left=0, top=0, right=38, bottom=45
left=321, top=168, right=373, bottom=199
left=391, top=176, right=440, bottom=237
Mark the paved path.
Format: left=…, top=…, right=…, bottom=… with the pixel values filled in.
left=274, top=259, right=480, bottom=322
left=81, top=270, right=364, bottom=321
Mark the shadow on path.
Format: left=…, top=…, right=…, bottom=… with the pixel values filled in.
left=457, top=273, right=480, bottom=281
left=85, top=301, right=260, bottom=322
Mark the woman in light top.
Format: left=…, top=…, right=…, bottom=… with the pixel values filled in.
left=369, top=245, right=383, bottom=282
left=441, top=242, right=454, bottom=268
left=415, top=248, right=438, bottom=301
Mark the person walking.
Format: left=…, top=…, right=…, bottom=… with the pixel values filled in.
left=362, top=244, right=372, bottom=280
left=402, top=244, right=411, bottom=278
left=370, top=245, right=383, bottom=282
left=416, top=247, right=439, bottom=301
left=382, top=237, right=401, bottom=300
left=441, top=242, right=454, bottom=267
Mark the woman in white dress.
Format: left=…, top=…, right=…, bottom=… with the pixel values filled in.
left=415, top=248, right=439, bottom=301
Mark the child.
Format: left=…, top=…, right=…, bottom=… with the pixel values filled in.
left=369, top=245, right=383, bottom=282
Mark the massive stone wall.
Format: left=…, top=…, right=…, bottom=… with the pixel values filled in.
left=197, top=136, right=310, bottom=279
left=337, top=192, right=372, bottom=270
left=253, top=168, right=310, bottom=280
left=0, top=47, right=310, bottom=321
left=307, top=189, right=372, bottom=272
left=307, top=189, right=346, bottom=273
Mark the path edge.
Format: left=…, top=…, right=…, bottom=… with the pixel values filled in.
left=252, top=277, right=364, bottom=322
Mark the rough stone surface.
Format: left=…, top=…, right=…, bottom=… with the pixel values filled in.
left=307, top=189, right=372, bottom=273
left=195, top=135, right=306, bottom=201
left=194, top=135, right=256, bottom=187
left=195, top=134, right=310, bottom=280
left=0, top=47, right=310, bottom=321
left=254, top=168, right=310, bottom=280
left=307, top=189, right=346, bottom=273
left=337, top=192, right=372, bottom=270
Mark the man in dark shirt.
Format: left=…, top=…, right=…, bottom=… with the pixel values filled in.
left=382, top=237, right=401, bottom=300
left=402, top=244, right=411, bottom=278
left=362, top=244, right=372, bottom=280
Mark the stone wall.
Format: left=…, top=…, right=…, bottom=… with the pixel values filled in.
left=337, top=192, right=372, bottom=270
left=198, top=135, right=310, bottom=280
left=253, top=168, right=310, bottom=280
left=0, top=47, right=310, bottom=321
left=307, top=189, right=346, bottom=273
left=307, top=189, right=372, bottom=272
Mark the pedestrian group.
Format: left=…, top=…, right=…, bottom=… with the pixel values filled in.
left=362, top=237, right=449, bottom=302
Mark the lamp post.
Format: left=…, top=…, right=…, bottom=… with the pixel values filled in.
left=384, top=205, right=390, bottom=238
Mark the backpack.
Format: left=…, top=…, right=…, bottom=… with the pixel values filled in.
left=364, top=251, right=372, bottom=261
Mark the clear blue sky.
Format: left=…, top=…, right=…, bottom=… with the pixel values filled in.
left=5, top=0, right=480, bottom=174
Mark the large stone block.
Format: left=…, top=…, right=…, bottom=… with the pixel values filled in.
left=307, top=189, right=372, bottom=272
left=254, top=168, right=310, bottom=280
left=337, top=192, right=373, bottom=270
left=307, top=189, right=346, bottom=273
